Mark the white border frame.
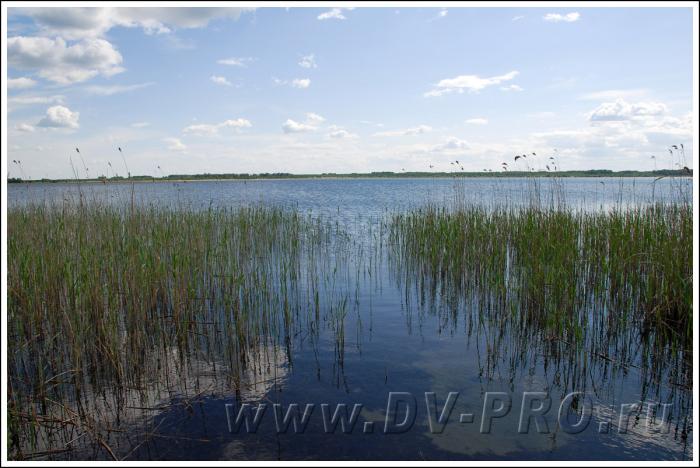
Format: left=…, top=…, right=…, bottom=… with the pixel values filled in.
left=2, top=1, right=698, bottom=466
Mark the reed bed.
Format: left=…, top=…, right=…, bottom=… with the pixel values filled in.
left=7, top=202, right=357, bottom=459
left=389, top=203, right=692, bottom=403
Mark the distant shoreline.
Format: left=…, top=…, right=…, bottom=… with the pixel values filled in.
left=6, top=169, right=693, bottom=184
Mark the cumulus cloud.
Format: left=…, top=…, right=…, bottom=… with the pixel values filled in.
left=210, top=75, right=232, bottom=86
left=374, top=125, right=432, bottom=137
left=183, top=118, right=252, bottom=136
left=317, top=8, right=354, bottom=21
left=164, top=137, right=187, bottom=152
left=37, top=105, right=80, bottom=129
left=425, top=71, right=519, bottom=97
left=282, top=119, right=315, bottom=133
left=524, top=99, right=690, bottom=167
left=282, top=113, right=325, bottom=133
left=298, top=54, right=317, bottom=69
left=7, top=8, right=255, bottom=90
left=291, top=78, right=311, bottom=89
left=15, top=7, right=255, bottom=40
left=466, top=118, right=488, bottom=125
left=7, top=36, right=124, bottom=84
left=543, top=12, right=580, bottom=23
left=588, top=99, right=667, bottom=122
left=8, top=77, right=37, bottom=89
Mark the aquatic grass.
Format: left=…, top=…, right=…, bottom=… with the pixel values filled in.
left=389, top=202, right=692, bottom=385
left=7, top=201, right=359, bottom=459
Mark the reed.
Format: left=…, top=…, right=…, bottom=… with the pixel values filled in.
left=389, top=202, right=692, bottom=399
left=7, top=202, right=357, bottom=459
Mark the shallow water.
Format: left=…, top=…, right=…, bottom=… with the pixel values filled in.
left=8, top=177, right=693, bottom=460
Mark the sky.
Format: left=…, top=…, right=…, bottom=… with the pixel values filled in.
left=5, top=5, right=695, bottom=179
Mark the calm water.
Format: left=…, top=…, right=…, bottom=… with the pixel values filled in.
left=7, top=176, right=692, bottom=212
left=8, top=177, right=693, bottom=460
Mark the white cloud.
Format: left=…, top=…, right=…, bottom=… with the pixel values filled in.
left=282, top=113, right=325, bottom=133
left=217, top=57, right=254, bottom=67
left=164, top=137, right=187, bottom=152
left=8, top=94, right=64, bottom=109
left=305, top=112, right=325, bottom=124
left=291, top=78, right=311, bottom=89
left=37, top=105, right=80, bottom=129
left=318, top=8, right=354, bottom=21
left=500, top=84, right=523, bottom=92
left=466, top=118, right=489, bottom=125
left=183, top=118, right=252, bottom=136
left=85, top=82, right=155, bottom=95
left=220, top=118, right=253, bottom=129
left=374, top=125, right=432, bottom=137
left=210, top=75, right=232, bottom=86
left=116, top=7, right=255, bottom=30
left=15, top=123, right=36, bottom=132
left=272, top=77, right=311, bottom=89
left=131, top=122, right=150, bottom=128
left=8, top=36, right=124, bottom=84
left=328, top=126, right=358, bottom=139
left=298, top=54, right=317, bottom=69
left=183, top=124, right=220, bottom=136
left=588, top=99, right=667, bottom=122
left=512, top=16, right=525, bottom=22
left=282, top=119, right=316, bottom=133
left=543, top=12, right=580, bottom=23
left=523, top=100, right=691, bottom=167
left=8, top=77, right=37, bottom=89
left=15, top=7, right=255, bottom=40
left=425, top=71, right=519, bottom=97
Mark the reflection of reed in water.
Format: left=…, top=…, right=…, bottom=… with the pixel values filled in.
left=23, top=342, right=289, bottom=460
left=7, top=203, right=359, bottom=460
left=388, top=204, right=692, bottom=438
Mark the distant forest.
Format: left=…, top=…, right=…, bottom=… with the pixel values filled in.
left=7, top=168, right=692, bottom=183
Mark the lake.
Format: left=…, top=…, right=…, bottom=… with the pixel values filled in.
left=7, top=177, right=693, bottom=460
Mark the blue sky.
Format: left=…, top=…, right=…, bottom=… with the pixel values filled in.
left=6, top=5, right=695, bottom=179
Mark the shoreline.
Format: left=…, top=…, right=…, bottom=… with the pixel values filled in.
left=7, top=172, right=694, bottom=185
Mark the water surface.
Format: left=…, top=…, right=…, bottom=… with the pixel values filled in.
left=8, top=177, right=693, bottom=460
